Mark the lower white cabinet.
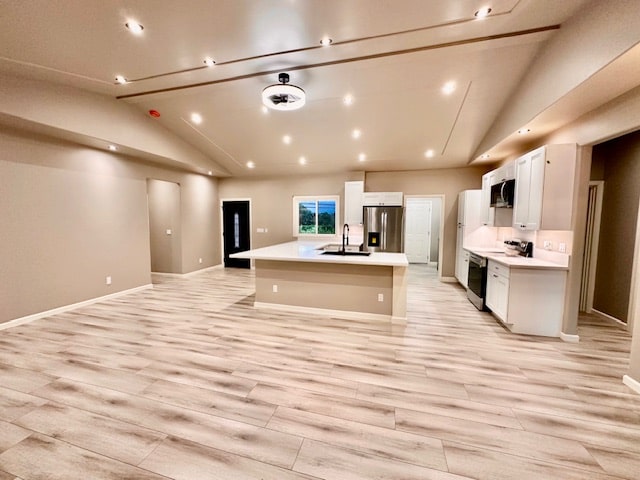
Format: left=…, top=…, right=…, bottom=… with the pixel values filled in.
left=455, top=249, right=469, bottom=288
left=485, top=260, right=567, bottom=337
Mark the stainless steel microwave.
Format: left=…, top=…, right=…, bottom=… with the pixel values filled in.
left=490, top=179, right=515, bottom=208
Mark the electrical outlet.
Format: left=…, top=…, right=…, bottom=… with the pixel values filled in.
left=106, top=276, right=112, bottom=285
left=543, top=241, right=552, bottom=250
left=559, top=242, right=567, bottom=253
left=272, top=284, right=278, bottom=293
left=378, top=293, right=384, bottom=302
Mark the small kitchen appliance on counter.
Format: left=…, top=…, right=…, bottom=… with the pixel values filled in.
left=504, top=240, right=533, bottom=257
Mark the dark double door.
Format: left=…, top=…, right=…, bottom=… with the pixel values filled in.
left=222, top=200, right=251, bottom=268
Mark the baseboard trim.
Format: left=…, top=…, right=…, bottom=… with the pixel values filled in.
left=0, top=284, right=153, bottom=331
left=623, top=375, right=640, bottom=395
left=253, top=301, right=392, bottom=322
left=560, top=332, right=580, bottom=343
left=592, top=308, right=629, bottom=329
left=440, top=276, right=458, bottom=283
left=152, top=264, right=223, bottom=278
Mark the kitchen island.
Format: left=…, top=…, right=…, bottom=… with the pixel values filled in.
left=230, top=241, right=409, bottom=320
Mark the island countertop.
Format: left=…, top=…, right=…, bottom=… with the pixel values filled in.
left=230, top=241, right=409, bottom=267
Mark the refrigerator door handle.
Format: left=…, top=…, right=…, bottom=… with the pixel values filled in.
left=382, top=211, right=387, bottom=250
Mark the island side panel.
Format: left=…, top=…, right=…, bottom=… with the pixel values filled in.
left=254, top=260, right=393, bottom=316
left=392, top=266, right=408, bottom=321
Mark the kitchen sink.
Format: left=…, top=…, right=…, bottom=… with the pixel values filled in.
left=321, top=250, right=371, bottom=256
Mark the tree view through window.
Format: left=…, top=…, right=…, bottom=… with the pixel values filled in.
left=298, top=200, right=336, bottom=235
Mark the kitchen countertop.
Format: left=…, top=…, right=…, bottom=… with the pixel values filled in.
left=230, top=241, right=409, bottom=267
left=464, top=247, right=568, bottom=271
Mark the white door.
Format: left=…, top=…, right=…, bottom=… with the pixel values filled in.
left=405, top=198, right=432, bottom=263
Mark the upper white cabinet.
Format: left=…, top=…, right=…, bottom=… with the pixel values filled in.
left=480, top=172, right=494, bottom=226
left=344, top=181, right=364, bottom=224
left=362, top=191, right=403, bottom=206
left=512, top=144, right=577, bottom=231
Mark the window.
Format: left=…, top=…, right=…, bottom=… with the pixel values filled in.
left=293, top=196, right=339, bottom=236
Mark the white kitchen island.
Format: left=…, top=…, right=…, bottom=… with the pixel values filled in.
left=230, top=241, right=409, bottom=320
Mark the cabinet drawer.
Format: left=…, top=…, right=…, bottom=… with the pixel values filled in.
left=488, top=260, right=510, bottom=279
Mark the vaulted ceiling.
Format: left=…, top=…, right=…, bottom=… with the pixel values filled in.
left=2, top=0, right=633, bottom=177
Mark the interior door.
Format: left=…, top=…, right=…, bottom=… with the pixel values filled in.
left=222, top=200, right=250, bottom=268
left=404, top=198, right=431, bottom=263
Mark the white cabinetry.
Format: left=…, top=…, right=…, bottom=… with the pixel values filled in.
left=480, top=172, right=494, bottom=226
left=455, top=248, right=469, bottom=287
left=485, top=260, right=567, bottom=337
left=362, top=191, right=403, bottom=206
left=485, top=261, right=509, bottom=321
left=454, top=190, right=481, bottom=288
left=344, top=181, right=364, bottom=224
left=513, top=144, right=576, bottom=231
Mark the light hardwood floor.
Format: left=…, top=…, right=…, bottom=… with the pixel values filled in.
left=1, top=265, right=639, bottom=479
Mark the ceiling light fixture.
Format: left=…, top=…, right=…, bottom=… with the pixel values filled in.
left=343, top=94, right=354, bottom=106
left=425, top=149, right=435, bottom=158
left=283, top=135, right=292, bottom=145
left=107, top=145, right=118, bottom=151
left=480, top=154, right=491, bottom=159
left=125, top=21, right=144, bottom=35
left=203, top=58, right=216, bottom=67
left=115, top=75, right=128, bottom=84
left=474, top=6, right=492, bottom=19
left=358, top=153, right=366, bottom=162
left=299, top=156, right=307, bottom=165
left=441, top=81, right=456, bottom=95
left=190, top=113, right=203, bottom=125
left=262, top=73, right=306, bottom=111
left=208, top=170, right=213, bottom=175
left=352, top=129, right=361, bottom=139
left=518, top=128, right=531, bottom=134
left=246, top=161, right=255, bottom=169
left=320, top=37, right=333, bottom=46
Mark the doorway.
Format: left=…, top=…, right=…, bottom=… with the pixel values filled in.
left=579, top=181, right=604, bottom=313
left=222, top=200, right=251, bottom=269
left=404, top=196, right=443, bottom=272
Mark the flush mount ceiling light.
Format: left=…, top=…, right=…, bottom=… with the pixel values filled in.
left=474, top=6, right=492, bottom=18
left=115, top=75, right=128, bottom=84
left=125, top=21, right=144, bottom=35
left=262, top=73, right=306, bottom=111
left=425, top=149, right=435, bottom=158
left=518, top=128, right=531, bottom=134
left=203, top=58, right=216, bottom=67
left=320, top=36, right=333, bottom=46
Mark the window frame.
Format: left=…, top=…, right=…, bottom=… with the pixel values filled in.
left=292, top=195, right=340, bottom=237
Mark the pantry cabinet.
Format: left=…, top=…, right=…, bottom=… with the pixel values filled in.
left=512, top=144, right=577, bottom=231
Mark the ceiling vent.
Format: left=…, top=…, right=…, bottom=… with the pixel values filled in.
left=262, top=73, right=306, bottom=111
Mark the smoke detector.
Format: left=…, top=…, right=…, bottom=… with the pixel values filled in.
left=262, top=73, right=306, bottom=111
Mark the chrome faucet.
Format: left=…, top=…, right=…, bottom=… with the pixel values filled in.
left=342, top=223, right=350, bottom=254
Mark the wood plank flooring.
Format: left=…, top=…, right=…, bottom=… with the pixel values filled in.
left=1, top=265, right=639, bottom=479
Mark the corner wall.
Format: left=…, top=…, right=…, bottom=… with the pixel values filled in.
left=0, top=127, right=220, bottom=324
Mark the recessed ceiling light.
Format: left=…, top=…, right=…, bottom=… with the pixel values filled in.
left=261, top=105, right=269, bottom=114
left=283, top=135, right=292, bottom=145
left=480, top=154, right=491, bottom=160
left=208, top=170, right=213, bottom=175
left=299, top=156, right=307, bottom=165
left=190, top=113, right=203, bottom=125
left=518, top=128, right=531, bottom=134
left=352, top=129, right=361, bottom=139
left=343, top=94, right=354, bottom=106
left=125, top=21, right=144, bottom=35
left=320, top=37, right=333, bottom=46
left=203, top=58, right=216, bottom=67
left=358, top=153, right=366, bottom=162
left=246, top=161, right=255, bottom=169
left=441, top=81, right=456, bottom=95
left=474, top=6, right=492, bottom=19
left=425, top=149, right=435, bottom=158
left=107, top=145, right=117, bottom=151
left=115, top=75, right=128, bottom=84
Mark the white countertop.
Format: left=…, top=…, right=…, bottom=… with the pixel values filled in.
left=464, top=247, right=568, bottom=270
left=230, top=241, right=409, bottom=267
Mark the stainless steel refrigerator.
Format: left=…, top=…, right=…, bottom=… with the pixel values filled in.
left=363, top=206, right=404, bottom=253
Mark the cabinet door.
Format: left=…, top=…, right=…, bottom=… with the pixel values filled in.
left=487, top=271, right=509, bottom=321
left=513, top=154, right=531, bottom=229
left=362, top=192, right=383, bottom=206
left=480, top=174, right=493, bottom=226
left=344, top=181, right=364, bottom=224
left=457, top=191, right=466, bottom=226
left=525, top=147, right=546, bottom=230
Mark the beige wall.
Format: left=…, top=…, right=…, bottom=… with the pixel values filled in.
left=148, top=179, right=182, bottom=274
left=0, top=127, right=219, bottom=323
left=365, top=167, right=488, bottom=277
left=218, top=172, right=364, bottom=250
